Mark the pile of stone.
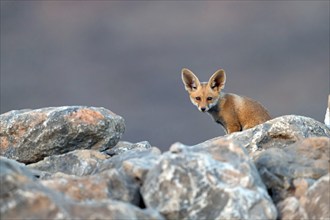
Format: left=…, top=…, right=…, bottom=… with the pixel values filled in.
left=1, top=106, right=329, bottom=219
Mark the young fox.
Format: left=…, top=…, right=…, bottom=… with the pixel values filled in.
left=181, top=68, right=271, bottom=134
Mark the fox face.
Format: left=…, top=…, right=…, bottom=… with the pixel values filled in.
left=182, top=68, right=226, bottom=112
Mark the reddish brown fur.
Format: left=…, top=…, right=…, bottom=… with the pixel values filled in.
left=182, top=68, right=271, bottom=134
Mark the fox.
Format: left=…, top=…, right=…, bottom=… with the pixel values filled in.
left=181, top=68, right=272, bottom=134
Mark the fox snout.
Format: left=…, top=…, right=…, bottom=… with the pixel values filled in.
left=196, top=102, right=209, bottom=112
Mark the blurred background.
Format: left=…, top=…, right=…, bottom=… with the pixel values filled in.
left=1, top=1, right=329, bottom=151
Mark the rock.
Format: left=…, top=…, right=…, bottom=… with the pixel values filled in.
left=27, top=149, right=109, bottom=177
left=64, top=200, right=165, bottom=220
left=141, top=139, right=277, bottom=220
left=27, top=141, right=160, bottom=180
left=301, top=173, right=330, bottom=219
left=32, top=146, right=162, bottom=206
left=254, top=137, right=330, bottom=203
left=0, top=156, right=36, bottom=180
left=277, top=174, right=330, bottom=220
left=40, top=168, right=141, bottom=205
left=224, top=115, right=330, bottom=156
left=0, top=157, right=164, bottom=220
left=97, top=147, right=161, bottom=177
left=96, top=146, right=162, bottom=199
left=211, top=116, right=329, bottom=220
left=0, top=106, right=125, bottom=164
left=1, top=156, right=67, bottom=219
left=2, top=108, right=329, bottom=220
left=105, top=141, right=152, bottom=156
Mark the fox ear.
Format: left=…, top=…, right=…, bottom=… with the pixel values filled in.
left=181, top=68, right=201, bottom=92
left=208, top=69, right=226, bottom=91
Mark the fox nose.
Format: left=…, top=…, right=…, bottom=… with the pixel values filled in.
left=201, top=107, right=206, bottom=112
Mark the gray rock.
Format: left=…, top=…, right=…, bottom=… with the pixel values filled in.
left=40, top=168, right=141, bottom=205
left=0, top=106, right=125, bottom=164
left=302, top=174, right=330, bottom=220
left=254, top=137, right=330, bottom=203
left=1, top=157, right=67, bottom=218
left=27, top=149, right=109, bottom=177
left=105, top=141, right=152, bottom=156
left=27, top=141, right=160, bottom=180
left=224, top=115, right=330, bottom=156
left=34, top=146, right=162, bottom=206
left=141, top=139, right=277, bottom=220
left=65, top=200, right=165, bottom=220
left=0, top=156, right=36, bottom=180
left=97, top=146, right=161, bottom=175
left=277, top=174, right=330, bottom=220
left=0, top=157, right=164, bottom=220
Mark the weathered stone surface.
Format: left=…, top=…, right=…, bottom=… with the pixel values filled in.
left=0, top=157, right=164, bottom=220
left=64, top=200, right=164, bottom=220
left=255, top=137, right=330, bottom=203
left=0, top=106, right=125, bottom=164
left=1, top=156, right=67, bottom=218
left=277, top=174, right=330, bottom=220
left=105, top=141, right=152, bottom=156
left=141, top=139, right=277, bottom=220
left=27, top=146, right=162, bottom=206
left=224, top=115, right=330, bottom=156
left=27, top=142, right=160, bottom=180
left=0, top=156, right=36, bottom=180
left=97, top=147, right=161, bottom=179
left=40, top=168, right=141, bottom=205
left=27, top=149, right=109, bottom=177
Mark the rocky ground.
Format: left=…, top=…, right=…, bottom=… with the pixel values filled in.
left=1, top=106, right=329, bottom=220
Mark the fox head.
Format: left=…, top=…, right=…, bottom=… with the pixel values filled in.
left=181, top=68, right=226, bottom=112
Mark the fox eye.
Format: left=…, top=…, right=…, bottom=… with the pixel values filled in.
left=207, top=97, right=213, bottom=101
left=195, top=97, right=201, bottom=101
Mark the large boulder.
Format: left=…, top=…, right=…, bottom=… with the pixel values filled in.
left=0, top=106, right=125, bottom=164
left=141, top=139, right=277, bottom=220
left=225, top=115, right=330, bottom=156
